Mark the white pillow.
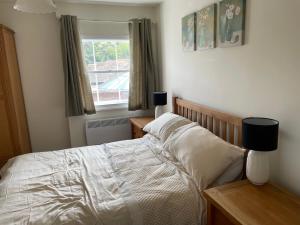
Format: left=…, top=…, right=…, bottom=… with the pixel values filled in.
left=164, top=125, right=245, bottom=190
left=143, top=112, right=191, bottom=142
left=210, top=157, right=244, bottom=187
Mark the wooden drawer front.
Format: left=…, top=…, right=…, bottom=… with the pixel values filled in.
left=0, top=99, right=15, bottom=167
left=0, top=80, right=3, bottom=97
left=132, top=125, right=145, bottom=139
left=0, top=40, right=4, bottom=97
left=208, top=204, right=235, bottom=225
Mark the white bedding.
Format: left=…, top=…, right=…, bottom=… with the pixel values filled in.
left=0, top=135, right=203, bottom=225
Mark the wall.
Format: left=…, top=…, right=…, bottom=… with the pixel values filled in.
left=56, top=2, right=159, bottom=147
left=159, top=0, right=300, bottom=194
left=0, top=2, right=70, bottom=152
left=0, top=2, right=159, bottom=150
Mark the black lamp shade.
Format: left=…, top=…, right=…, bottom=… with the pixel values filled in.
left=242, top=117, right=279, bottom=151
left=153, top=92, right=167, bottom=106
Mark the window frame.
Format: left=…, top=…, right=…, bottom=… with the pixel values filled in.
left=81, top=36, right=130, bottom=111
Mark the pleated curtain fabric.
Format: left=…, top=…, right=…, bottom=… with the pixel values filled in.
left=128, top=18, right=159, bottom=111
left=60, top=15, right=96, bottom=117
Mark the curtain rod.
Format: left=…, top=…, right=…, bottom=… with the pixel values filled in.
left=78, top=19, right=155, bottom=24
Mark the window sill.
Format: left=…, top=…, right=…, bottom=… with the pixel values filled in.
left=95, top=103, right=128, bottom=112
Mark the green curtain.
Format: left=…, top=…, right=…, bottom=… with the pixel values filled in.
left=128, top=18, right=159, bottom=111
left=60, top=15, right=96, bottom=117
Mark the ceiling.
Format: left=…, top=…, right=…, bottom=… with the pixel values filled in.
left=55, top=0, right=163, bottom=6
left=0, top=0, right=163, bottom=6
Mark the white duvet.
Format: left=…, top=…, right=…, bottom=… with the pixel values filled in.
left=0, top=135, right=202, bottom=225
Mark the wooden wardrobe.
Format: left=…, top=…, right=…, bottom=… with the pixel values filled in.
left=0, top=24, right=31, bottom=168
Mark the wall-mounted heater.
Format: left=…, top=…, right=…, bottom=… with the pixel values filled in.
left=85, top=117, right=131, bottom=145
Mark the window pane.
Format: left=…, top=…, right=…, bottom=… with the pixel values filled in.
left=82, top=39, right=130, bottom=106
left=82, top=40, right=94, bottom=65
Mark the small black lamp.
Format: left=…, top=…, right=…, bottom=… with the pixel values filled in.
left=153, top=92, right=167, bottom=118
left=242, top=117, right=279, bottom=185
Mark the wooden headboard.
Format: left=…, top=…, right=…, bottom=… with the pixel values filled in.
left=172, top=97, right=243, bottom=147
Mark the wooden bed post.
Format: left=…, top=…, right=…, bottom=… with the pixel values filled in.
left=172, top=96, right=178, bottom=114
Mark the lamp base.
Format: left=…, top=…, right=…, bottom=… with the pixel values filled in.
left=155, top=106, right=164, bottom=118
left=246, top=150, right=270, bottom=185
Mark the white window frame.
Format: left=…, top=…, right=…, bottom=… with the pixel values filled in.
left=81, top=36, right=130, bottom=111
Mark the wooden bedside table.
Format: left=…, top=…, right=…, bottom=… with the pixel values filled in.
left=129, top=117, right=154, bottom=139
left=204, top=180, right=300, bottom=225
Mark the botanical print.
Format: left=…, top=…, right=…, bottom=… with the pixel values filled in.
left=219, top=0, right=246, bottom=47
left=182, top=13, right=196, bottom=51
left=196, top=4, right=217, bottom=51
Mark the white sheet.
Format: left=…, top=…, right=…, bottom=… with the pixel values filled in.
left=0, top=135, right=203, bottom=225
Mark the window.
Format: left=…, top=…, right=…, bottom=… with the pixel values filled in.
left=82, top=39, right=130, bottom=107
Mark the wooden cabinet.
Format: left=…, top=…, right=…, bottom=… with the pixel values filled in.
left=204, top=180, right=300, bottom=225
left=0, top=25, right=31, bottom=168
left=129, top=117, right=154, bottom=139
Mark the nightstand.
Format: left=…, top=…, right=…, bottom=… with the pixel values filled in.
left=129, top=117, right=154, bottom=139
left=204, top=180, right=300, bottom=225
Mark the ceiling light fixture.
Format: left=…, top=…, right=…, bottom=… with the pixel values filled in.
left=13, top=0, right=57, bottom=14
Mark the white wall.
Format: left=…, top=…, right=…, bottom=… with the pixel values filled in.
left=56, top=2, right=158, bottom=147
left=0, top=2, right=70, bottom=152
left=159, top=0, right=300, bottom=194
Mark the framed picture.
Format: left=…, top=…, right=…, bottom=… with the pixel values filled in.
left=196, top=4, right=217, bottom=51
left=182, top=13, right=196, bottom=51
left=219, top=0, right=246, bottom=47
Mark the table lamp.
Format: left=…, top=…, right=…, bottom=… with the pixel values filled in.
left=242, top=117, right=279, bottom=185
left=153, top=92, right=167, bottom=118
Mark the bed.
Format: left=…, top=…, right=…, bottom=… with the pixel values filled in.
left=0, top=97, right=246, bottom=225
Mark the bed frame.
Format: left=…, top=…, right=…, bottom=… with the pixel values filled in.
left=172, top=97, right=248, bottom=177
left=172, top=97, right=243, bottom=146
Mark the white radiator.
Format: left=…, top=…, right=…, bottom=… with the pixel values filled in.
left=85, top=117, right=131, bottom=145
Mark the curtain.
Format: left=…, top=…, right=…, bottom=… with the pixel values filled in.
left=60, top=15, right=96, bottom=117
left=128, top=18, right=159, bottom=111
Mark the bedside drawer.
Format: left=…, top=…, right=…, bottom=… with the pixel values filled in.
left=208, top=203, right=234, bottom=225
left=132, top=125, right=145, bottom=139
left=130, top=117, right=154, bottom=139
left=204, top=180, right=300, bottom=225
